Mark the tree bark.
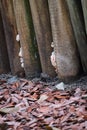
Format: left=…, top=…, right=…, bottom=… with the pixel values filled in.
left=13, top=0, right=41, bottom=78
left=81, top=0, right=87, bottom=34
left=48, top=0, right=80, bottom=82
left=0, top=10, right=10, bottom=74
left=66, top=0, right=87, bottom=73
left=0, top=0, right=22, bottom=75
left=29, top=0, right=56, bottom=78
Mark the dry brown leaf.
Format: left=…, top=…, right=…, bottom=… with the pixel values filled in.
left=37, top=106, right=49, bottom=113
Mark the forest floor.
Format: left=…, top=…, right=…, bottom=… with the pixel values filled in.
left=0, top=74, right=87, bottom=130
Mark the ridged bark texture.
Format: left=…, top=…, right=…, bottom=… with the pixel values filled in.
left=48, top=0, right=80, bottom=82
left=0, top=11, right=10, bottom=74
left=67, top=0, right=87, bottom=73
left=13, top=0, right=41, bottom=78
left=0, top=0, right=22, bottom=74
left=29, top=0, right=56, bottom=78
left=81, top=0, right=87, bottom=34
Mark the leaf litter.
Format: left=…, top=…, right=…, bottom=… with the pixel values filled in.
left=0, top=75, right=87, bottom=129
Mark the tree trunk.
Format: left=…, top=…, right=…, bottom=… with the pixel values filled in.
left=29, top=0, right=56, bottom=78
left=66, top=0, right=87, bottom=73
left=0, top=0, right=22, bottom=75
left=0, top=10, right=10, bottom=74
left=48, top=0, right=80, bottom=82
left=13, top=0, right=41, bottom=78
left=81, top=0, right=87, bottom=34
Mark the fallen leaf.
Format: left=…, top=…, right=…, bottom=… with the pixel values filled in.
left=0, top=107, right=19, bottom=114
left=37, top=106, right=49, bottom=113
left=55, top=82, right=65, bottom=90
left=37, top=94, right=48, bottom=103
